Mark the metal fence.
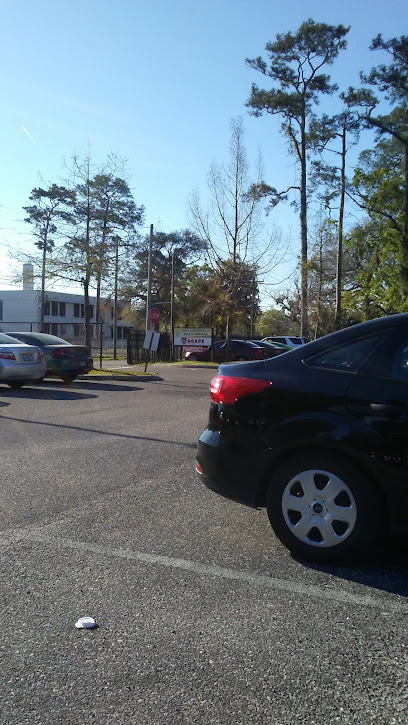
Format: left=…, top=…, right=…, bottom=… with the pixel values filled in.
left=127, top=330, right=182, bottom=364
left=0, top=322, right=180, bottom=366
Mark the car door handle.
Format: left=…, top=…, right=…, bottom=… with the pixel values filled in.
left=370, top=401, right=405, bottom=412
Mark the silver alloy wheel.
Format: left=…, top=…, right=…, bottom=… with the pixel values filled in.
left=281, top=469, right=357, bottom=548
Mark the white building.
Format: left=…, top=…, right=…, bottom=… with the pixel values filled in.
left=0, top=265, right=129, bottom=345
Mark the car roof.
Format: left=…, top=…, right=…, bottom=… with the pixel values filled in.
left=265, top=314, right=408, bottom=364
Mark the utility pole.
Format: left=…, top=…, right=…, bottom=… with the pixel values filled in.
left=145, top=224, right=153, bottom=331
left=250, top=274, right=256, bottom=338
left=170, top=249, right=175, bottom=362
left=113, top=236, right=119, bottom=359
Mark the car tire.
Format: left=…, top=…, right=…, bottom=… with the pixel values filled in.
left=266, top=451, right=383, bottom=564
left=60, top=372, right=78, bottom=382
left=7, top=381, right=27, bottom=389
left=188, top=355, right=198, bottom=362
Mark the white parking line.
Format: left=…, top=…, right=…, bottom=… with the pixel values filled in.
left=12, top=532, right=408, bottom=615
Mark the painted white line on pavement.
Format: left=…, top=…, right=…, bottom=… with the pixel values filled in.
left=17, top=533, right=408, bottom=615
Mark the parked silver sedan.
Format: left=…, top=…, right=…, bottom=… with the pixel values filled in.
left=0, top=332, right=46, bottom=388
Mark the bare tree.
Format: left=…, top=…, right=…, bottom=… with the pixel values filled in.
left=189, top=118, right=283, bottom=345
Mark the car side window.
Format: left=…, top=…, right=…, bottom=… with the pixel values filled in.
left=361, top=328, right=408, bottom=382
left=391, top=339, right=408, bottom=381
left=213, top=341, right=225, bottom=350
left=307, top=334, right=382, bottom=373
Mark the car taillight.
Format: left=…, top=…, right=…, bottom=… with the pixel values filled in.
left=38, top=351, right=45, bottom=359
left=0, top=351, right=16, bottom=360
left=52, top=348, right=69, bottom=358
left=254, top=349, right=262, bottom=356
left=209, top=375, right=271, bottom=404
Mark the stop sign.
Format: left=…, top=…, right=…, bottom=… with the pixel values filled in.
left=149, top=307, right=160, bottom=324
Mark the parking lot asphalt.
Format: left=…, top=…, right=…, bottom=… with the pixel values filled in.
left=0, top=369, right=407, bottom=724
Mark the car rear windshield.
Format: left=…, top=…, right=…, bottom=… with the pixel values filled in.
left=12, top=333, right=69, bottom=345
left=0, top=332, right=23, bottom=344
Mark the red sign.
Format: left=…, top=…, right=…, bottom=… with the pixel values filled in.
left=183, top=346, right=204, bottom=353
left=149, top=307, right=160, bottom=324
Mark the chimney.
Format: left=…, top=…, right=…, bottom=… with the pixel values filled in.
left=23, top=263, right=34, bottom=290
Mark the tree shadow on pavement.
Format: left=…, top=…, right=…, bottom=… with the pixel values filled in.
left=297, top=538, right=408, bottom=598
left=0, top=414, right=197, bottom=449
left=40, top=380, right=144, bottom=393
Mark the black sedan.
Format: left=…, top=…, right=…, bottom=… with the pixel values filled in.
left=185, top=339, right=267, bottom=363
left=8, top=332, right=93, bottom=382
left=196, top=314, right=408, bottom=563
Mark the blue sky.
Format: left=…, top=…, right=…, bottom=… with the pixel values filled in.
left=0, top=0, right=405, bottom=300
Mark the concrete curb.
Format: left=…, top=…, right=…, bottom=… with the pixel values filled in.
left=79, top=373, right=162, bottom=382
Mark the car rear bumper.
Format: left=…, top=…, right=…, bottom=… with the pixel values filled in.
left=0, top=361, right=46, bottom=381
left=47, top=359, right=93, bottom=375
left=196, top=428, right=268, bottom=508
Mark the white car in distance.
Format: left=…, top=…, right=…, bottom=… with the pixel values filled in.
left=262, top=336, right=306, bottom=349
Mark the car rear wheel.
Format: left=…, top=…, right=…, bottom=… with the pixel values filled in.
left=7, top=381, right=26, bottom=389
left=266, top=451, right=382, bottom=563
left=60, top=372, right=78, bottom=382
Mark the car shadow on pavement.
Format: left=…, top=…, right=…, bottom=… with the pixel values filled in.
left=0, top=388, right=98, bottom=401
left=298, top=539, right=408, bottom=598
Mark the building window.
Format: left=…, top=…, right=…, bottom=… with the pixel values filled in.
left=44, top=300, right=50, bottom=316
left=0, top=300, right=2, bottom=321
left=74, top=303, right=85, bottom=318
left=89, top=305, right=94, bottom=319
left=59, top=302, right=66, bottom=317
left=51, top=301, right=59, bottom=316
